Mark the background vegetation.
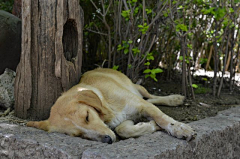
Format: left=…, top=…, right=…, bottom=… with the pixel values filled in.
left=81, top=0, right=240, bottom=98
left=0, top=0, right=14, bottom=13
left=1, top=0, right=240, bottom=99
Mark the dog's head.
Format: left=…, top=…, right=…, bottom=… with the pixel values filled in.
left=62, top=103, right=116, bottom=144
left=27, top=89, right=116, bottom=144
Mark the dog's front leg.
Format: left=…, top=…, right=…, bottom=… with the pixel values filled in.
left=115, top=120, right=161, bottom=139
left=141, top=102, right=195, bottom=141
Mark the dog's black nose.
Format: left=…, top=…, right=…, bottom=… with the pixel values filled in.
left=101, top=135, right=112, bottom=144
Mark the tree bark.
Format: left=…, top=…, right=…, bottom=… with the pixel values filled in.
left=14, top=0, right=83, bottom=120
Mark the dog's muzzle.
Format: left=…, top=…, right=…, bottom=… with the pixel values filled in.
left=101, top=135, right=112, bottom=144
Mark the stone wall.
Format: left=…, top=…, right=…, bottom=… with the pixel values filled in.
left=0, top=107, right=239, bottom=159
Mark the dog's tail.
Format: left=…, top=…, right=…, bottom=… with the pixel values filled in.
left=27, top=120, right=50, bottom=131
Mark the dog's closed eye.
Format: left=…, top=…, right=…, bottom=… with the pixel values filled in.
left=85, top=111, right=89, bottom=123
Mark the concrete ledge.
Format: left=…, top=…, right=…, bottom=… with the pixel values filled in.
left=0, top=106, right=239, bottom=159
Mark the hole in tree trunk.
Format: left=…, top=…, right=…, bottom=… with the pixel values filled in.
left=62, top=19, right=78, bottom=63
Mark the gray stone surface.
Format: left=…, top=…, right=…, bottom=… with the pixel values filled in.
left=0, top=123, right=104, bottom=159
left=0, top=68, right=15, bottom=109
left=0, top=106, right=239, bottom=159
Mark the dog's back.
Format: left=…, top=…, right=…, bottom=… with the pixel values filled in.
left=80, top=68, right=142, bottom=97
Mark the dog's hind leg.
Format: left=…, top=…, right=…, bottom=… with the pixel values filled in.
left=115, top=120, right=161, bottom=139
left=140, top=102, right=195, bottom=141
left=134, top=84, right=185, bottom=106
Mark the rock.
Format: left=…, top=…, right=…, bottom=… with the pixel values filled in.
left=0, top=10, right=21, bottom=74
left=0, top=68, right=16, bottom=109
left=199, top=102, right=211, bottom=108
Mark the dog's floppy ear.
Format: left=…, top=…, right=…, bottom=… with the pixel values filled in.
left=77, top=90, right=103, bottom=113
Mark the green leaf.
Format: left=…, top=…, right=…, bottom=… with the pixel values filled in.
left=201, top=7, right=215, bottom=15
left=223, top=18, right=229, bottom=28
left=117, top=44, right=123, bottom=51
left=123, top=42, right=129, bottom=48
left=147, top=56, right=154, bottom=61
left=178, top=5, right=183, bottom=9
left=128, top=64, right=132, bottom=68
left=145, top=9, right=152, bottom=14
left=152, top=68, right=163, bottom=74
left=134, top=7, right=139, bottom=15
left=229, top=8, right=234, bottom=13
left=214, top=8, right=226, bottom=20
left=143, top=69, right=151, bottom=73
left=179, top=56, right=183, bottom=61
left=128, top=40, right=133, bottom=44
left=176, top=24, right=188, bottom=32
left=132, top=47, right=140, bottom=55
left=112, top=65, right=119, bottom=70
left=187, top=44, right=192, bottom=49
left=192, top=84, right=198, bottom=88
left=124, top=49, right=129, bottom=54
left=200, top=58, right=208, bottom=64
left=144, top=62, right=150, bottom=66
left=145, top=74, right=150, bottom=78
left=196, top=0, right=204, bottom=5
left=121, top=10, right=130, bottom=20
left=138, top=23, right=149, bottom=34
left=150, top=74, right=156, bottom=79
left=163, top=11, right=168, bottom=17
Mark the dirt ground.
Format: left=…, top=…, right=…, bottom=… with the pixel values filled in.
left=143, top=72, right=240, bottom=123
left=0, top=71, right=240, bottom=126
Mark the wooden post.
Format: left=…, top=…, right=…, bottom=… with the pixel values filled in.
left=14, top=0, right=83, bottom=120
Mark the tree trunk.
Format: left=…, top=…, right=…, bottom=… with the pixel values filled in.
left=217, top=32, right=230, bottom=97
left=14, top=0, right=83, bottom=120
left=181, top=36, right=187, bottom=97
left=12, top=0, right=22, bottom=19
left=205, top=45, right=213, bottom=70
left=213, top=21, right=219, bottom=97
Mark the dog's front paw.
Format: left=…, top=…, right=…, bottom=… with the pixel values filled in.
left=167, top=95, right=185, bottom=106
left=167, top=121, right=196, bottom=141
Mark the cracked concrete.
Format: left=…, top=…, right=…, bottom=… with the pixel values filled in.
left=0, top=106, right=239, bottom=159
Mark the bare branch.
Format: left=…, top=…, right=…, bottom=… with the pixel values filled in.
left=105, top=0, right=113, bottom=16
left=90, top=0, right=104, bottom=16
left=86, top=28, right=108, bottom=36
left=138, top=35, right=156, bottom=67
left=122, top=0, right=129, bottom=10
left=148, top=0, right=168, bottom=29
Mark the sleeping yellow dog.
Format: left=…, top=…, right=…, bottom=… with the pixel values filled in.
left=27, top=68, right=195, bottom=144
